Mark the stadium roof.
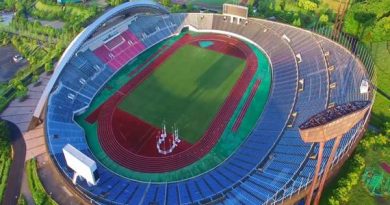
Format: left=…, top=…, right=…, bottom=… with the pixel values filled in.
left=33, top=1, right=168, bottom=119
left=299, top=101, right=371, bottom=130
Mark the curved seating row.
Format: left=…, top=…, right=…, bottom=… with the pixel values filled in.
left=45, top=12, right=371, bottom=205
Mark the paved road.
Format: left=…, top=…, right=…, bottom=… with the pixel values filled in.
left=2, top=121, right=26, bottom=205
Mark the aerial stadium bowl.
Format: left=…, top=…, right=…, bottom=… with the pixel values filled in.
left=42, top=1, right=373, bottom=204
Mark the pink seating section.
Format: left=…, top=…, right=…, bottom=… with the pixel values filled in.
left=93, top=31, right=146, bottom=70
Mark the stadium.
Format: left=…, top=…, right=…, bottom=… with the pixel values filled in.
left=34, top=1, right=374, bottom=204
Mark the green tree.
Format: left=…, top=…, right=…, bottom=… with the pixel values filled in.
left=0, top=120, right=10, bottom=147
left=161, top=0, right=171, bottom=7
left=247, top=0, right=255, bottom=6
left=319, top=14, right=329, bottom=24
left=3, top=0, right=14, bottom=10
left=44, top=62, right=53, bottom=73
left=15, top=84, right=28, bottom=100
left=0, top=96, right=7, bottom=110
left=298, top=0, right=318, bottom=12
left=293, top=18, right=302, bottom=27
left=370, top=16, right=390, bottom=42
left=31, top=75, right=40, bottom=84
left=107, top=0, right=125, bottom=6
left=354, top=11, right=376, bottom=38
left=170, top=4, right=181, bottom=13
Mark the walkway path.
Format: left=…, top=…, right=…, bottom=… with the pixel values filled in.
left=24, top=124, right=46, bottom=161
left=20, top=169, right=34, bottom=205
left=1, top=72, right=58, bottom=204
left=2, top=122, right=26, bottom=205
left=0, top=73, right=50, bottom=133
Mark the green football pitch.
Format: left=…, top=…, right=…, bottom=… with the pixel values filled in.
left=118, top=44, right=246, bottom=144
left=76, top=32, right=272, bottom=182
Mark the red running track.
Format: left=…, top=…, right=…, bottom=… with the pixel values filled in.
left=89, top=34, right=259, bottom=173
left=112, top=109, right=192, bottom=157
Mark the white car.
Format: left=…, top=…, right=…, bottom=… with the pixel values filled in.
left=13, top=55, right=23, bottom=63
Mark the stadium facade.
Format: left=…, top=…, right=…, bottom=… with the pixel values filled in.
left=37, top=1, right=374, bottom=204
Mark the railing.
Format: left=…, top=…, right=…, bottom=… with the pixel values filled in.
left=263, top=24, right=376, bottom=204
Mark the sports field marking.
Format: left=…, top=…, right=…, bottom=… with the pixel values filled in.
left=232, top=79, right=261, bottom=132
left=118, top=44, right=246, bottom=144
left=78, top=32, right=271, bottom=178
left=82, top=33, right=266, bottom=173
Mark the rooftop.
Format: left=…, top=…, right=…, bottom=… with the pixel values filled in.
left=299, top=101, right=370, bottom=130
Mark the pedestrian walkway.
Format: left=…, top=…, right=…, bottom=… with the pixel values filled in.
left=20, top=169, right=34, bottom=205
left=24, top=124, right=46, bottom=161
left=2, top=122, right=25, bottom=205
left=0, top=73, right=51, bottom=132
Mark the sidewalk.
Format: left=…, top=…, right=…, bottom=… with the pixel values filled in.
left=20, top=168, right=34, bottom=205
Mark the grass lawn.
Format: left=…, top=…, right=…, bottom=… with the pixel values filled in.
left=119, top=44, right=246, bottom=144
left=370, top=42, right=390, bottom=128
left=320, top=136, right=390, bottom=205
left=346, top=145, right=390, bottom=205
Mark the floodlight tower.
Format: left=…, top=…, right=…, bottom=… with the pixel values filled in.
left=299, top=101, right=370, bottom=205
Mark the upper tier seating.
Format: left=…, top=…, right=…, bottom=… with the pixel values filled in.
left=45, top=13, right=371, bottom=205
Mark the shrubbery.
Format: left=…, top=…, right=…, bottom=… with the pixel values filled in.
left=106, top=0, right=126, bottom=6
left=26, top=159, right=57, bottom=205
left=17, top=194, right=27, bottom=205
left=327, top=123, right=390, bottom=205
left=343, top=0, right=389, bottom=42
left=31, top=0, right=100, bottom=28
left=0, top=121, right=11, bottom=203
left=0, top=32, right=11, bottom=46
left=253, top=0, right=335, bottom=29
left=0, top=0, right=102, bottom=113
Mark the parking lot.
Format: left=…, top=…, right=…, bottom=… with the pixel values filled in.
left=0, top=45, right=29, bottom=83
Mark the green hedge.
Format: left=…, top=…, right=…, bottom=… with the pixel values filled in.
left=26, top=159, right=57, bottom=205
left=0, top=150, right=11, bottom=203
left=17, top=194, right=27, bottom=205
left=0, top=121, right=11, bottom=203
